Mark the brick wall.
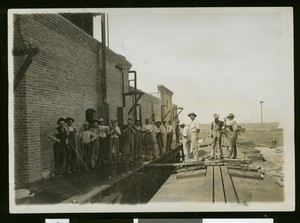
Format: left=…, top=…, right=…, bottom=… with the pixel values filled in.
left=158, top=85, right=175, bottom=121
left=138, top=93, right=162, bottom=123
left=126, top=84, right=180, bottom=126
left=13, top=13, right=131, bottom=188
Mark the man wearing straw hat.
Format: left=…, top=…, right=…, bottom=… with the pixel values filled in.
left=142, top=118, right=155, bottom=159
left=48, top=117, right=68, bottom=176
left=188, top=111, right=200, bottom=161
left=224, top=113, right=238, bottom=159
left=65, top=117, right=78, bottom=173
left=209, top=113, right=224, bottom=160
left=179, top=122, right=190, bottom=160
left=154, top=121, right=165, bottom=156
left=78, top=122, right=98, bottom=169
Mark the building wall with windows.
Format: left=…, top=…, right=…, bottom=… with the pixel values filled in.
left=13, top=13, right=131, bottom=187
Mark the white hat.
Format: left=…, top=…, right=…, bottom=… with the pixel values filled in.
left=188, top=111, right=197, bottom=117
left=213, top=113, right=220, bottom=119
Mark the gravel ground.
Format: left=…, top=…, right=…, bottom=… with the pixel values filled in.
left=253, top=146, right=284, bottom=188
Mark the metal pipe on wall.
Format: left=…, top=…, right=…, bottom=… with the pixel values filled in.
left=137, top=104, right=142, bottom=122
left=129, top=70, right=137, bottom=119
left=116, top=65, right=125, bottom=107
left=101, top=13, right=107, bottom=102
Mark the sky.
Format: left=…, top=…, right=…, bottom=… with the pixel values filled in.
left=94, top=8, right=293, bottom=124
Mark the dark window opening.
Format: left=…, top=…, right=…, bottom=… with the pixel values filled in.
left=61, top=13, right=94, bottom=36
left=86, top=109, right=96, bottom=124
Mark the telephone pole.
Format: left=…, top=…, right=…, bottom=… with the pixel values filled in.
left=259, top=100, right=264, bottom=145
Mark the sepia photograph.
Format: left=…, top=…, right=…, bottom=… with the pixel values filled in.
left=8, top=7, right=294, bottom=213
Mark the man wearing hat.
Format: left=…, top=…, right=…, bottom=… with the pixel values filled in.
left=98, top=118, right=110, bottom=165
left=142, top=118, right=155, bottom=159
left=179, top=122, right=190, bottom=160
left=108, top=119, right=122, bottom=163
left=175, top=120, right=181, bottom=145
left=166, top=120, right=174, bottom=151
left=224, top=113, right=238, bottom=159
left=90, top=120, right=100, bottom=167
left=188, top=111, right=200, bottom=161
left=209, top=113, right=224, bottom=160
left=161, top=120, right=168, bottom=152
left=65, top=117, right=78, bottom=173
left=78, top=122, right=98, bottom=169
left=123, top=118, right=136, bottom=162
left=154, top=121, right=165, bottom=156
left=48, top=118, right=68, bottom=176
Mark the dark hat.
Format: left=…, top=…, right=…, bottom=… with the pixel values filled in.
left=91, top=119, right=99, bottom=124
left=65, top=117, right=74, bottom=122
left=156, top=121, right=162, bottom=125
left=111, top=119, right=117, bottom=123
left=57, top=117, right=65, bottom=124
left=227, top=113, right=235, bottom=118
left=188, top=111, right=197, bottom=117
left=127, top=117, right=132, bottom=121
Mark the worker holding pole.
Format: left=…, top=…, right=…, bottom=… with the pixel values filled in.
left=65, top=117, right=78, bottom=173
left=48, top=117, right=68, bottom=177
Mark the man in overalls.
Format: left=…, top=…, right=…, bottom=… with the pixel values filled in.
left=224, top=113, right=239, bottom=159
left=209, top=113, right=224, bottom=160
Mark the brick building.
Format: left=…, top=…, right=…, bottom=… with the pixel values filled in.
left=13, top=13, right=179, bottom=188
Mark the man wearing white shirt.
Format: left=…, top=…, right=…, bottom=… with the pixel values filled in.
left=98, top=118, right=110, bottom=164
left=142, top=118, right=155, bottom=159
left=154, top=121, right=165, bottom=156
left=180, top=123, right=190, bottom=160
left=166, top=120, right=174, bottom=151
left=224, top=113, right=239, bottom=159
left=188, top=111, right=200, bottom=161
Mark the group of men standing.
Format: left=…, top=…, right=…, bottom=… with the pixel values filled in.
left=48, top=111, right=239, bottom=176
left=49, top=116, right=179, bottom=176
left=49, top=117, right=111, bottom=176
left=179, top=112, right=239, bottom=161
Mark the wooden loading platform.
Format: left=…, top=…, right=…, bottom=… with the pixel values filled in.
left=149, top=158, right=284, bottom=204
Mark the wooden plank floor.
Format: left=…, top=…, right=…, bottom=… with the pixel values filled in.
left=213, top=166, right=225, bottom=203
left=149, top=165, right=283, bottom=204
left=220, top=166, right=238, bottom=203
